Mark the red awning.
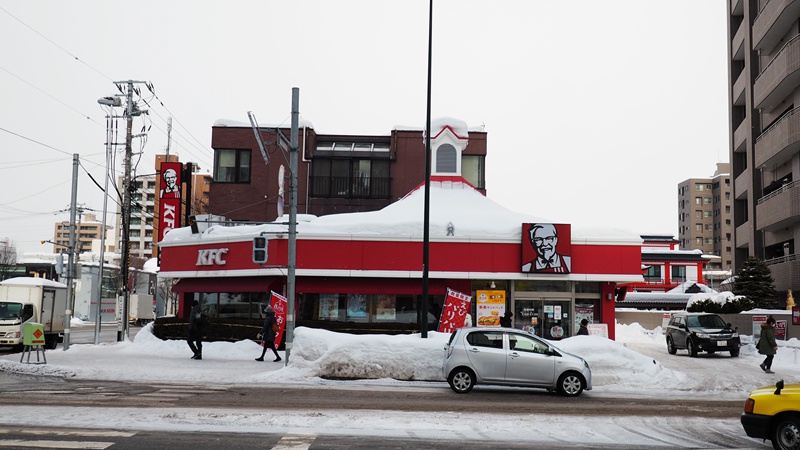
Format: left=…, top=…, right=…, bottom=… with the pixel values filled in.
left=172, top=277, right=276, bottom=293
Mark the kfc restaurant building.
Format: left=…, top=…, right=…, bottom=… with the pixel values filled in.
left=158, top=125, right=643, bottom=341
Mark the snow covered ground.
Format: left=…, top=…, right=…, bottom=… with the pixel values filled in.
left=0, top=320, right=790, bottom=448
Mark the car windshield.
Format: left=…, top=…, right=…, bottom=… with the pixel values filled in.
left=0, top=302, right=22, bottom=320
left=687, top=315, right=727, bottom=328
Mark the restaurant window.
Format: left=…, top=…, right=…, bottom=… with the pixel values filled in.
left=214, top=149, right=251, bottom=183
left=196, top=291, right=267, bottom=319
left=297, top=293, right=443, bottom=325
left=671, top=266, right=686, bottom=282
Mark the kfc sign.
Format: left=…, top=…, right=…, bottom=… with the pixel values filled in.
left=196, top=248, right=229, bottom=266
left=159, top=161, right=183, bottom=242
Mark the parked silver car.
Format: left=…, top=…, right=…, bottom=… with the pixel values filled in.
left=442, top=327, right=592, bottom=396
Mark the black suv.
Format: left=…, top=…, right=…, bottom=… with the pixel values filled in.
left=665, top=312, right=740, bottom=357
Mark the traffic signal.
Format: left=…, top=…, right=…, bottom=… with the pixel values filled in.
left=253, top=236, right=268, bottom=263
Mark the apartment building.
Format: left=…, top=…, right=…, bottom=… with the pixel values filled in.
left=53, top=212, right=110, bottom=255
left=677, top=162, right=733, bottom=272
left=726, top=0, right=800, bottom=294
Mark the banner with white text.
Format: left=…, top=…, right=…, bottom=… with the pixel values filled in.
left=269, top=291, right=288, bottom=346
left=438, top=288, right=472, bottom=333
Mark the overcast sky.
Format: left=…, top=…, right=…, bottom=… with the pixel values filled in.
left=0, top=1, right=730, bottom=256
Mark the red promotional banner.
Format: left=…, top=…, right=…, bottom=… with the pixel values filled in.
left=159, top=161, right=183, bottom=241
left=269, top=291, right=288, bottom=346
left=438, top=288, right=472, bottom=333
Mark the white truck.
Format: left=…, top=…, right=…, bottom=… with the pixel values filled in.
left=0, top=277, right=68, bottom=350
left=128, top=293, right=155, bottom=326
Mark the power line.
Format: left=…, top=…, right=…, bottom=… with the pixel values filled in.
left=0, top=65, right=104, bottom=127
left=0, top=5, right=114, bottom=83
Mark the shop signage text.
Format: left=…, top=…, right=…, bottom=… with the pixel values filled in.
left=196, top=248, right=229, bottom=266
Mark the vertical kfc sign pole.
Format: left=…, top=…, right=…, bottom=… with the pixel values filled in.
left=159, top=162, right=183, bottom=242
left=438, top=288, right=472, bottom=333
left=269, top=291, right=288, bottom=348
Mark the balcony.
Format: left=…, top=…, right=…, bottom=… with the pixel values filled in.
left=754, top=35, right=800, bottom=110
left=310, top=176, right=391, bottom=199
left=733, top=119, right=748, bottom=152
left=757, top=180, right=800, bottom=230
left=753, top=0, right=800, bottom=53
left=734, top=168, right=751, bottom=200
left=731, top=18, right=746, bottom=61
left=764, top=254, right=800, bottom=291
left=732, top=70, right=747, bottom=107
left=735, top=221, right=750, bottom=248
left=731, top=0, right=743, bottom=15
left=754, top=107, right=800, bottom=168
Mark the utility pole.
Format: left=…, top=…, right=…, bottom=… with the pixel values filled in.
left=63, top=153, right=79, bottom=350
left=117, top=80, right=147, bottom=341
left=286, top=87, right=299, bottom=364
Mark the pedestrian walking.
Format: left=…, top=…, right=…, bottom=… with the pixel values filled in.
left=757, top=315, right=778, bottom=374
left=256, top=305, right=281, bottom=362
left=187, top=300, right=205, bottom=360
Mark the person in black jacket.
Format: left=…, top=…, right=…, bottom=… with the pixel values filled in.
left=256, top=305, right=281, bottom=362
left=577, top=319, right=590, bottom=336
left=499, top=311, right=513, bottom=328
left=187, top=300, right=204, bottom=360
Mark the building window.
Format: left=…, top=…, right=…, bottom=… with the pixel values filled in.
left=725, top=206, right=731, bottom=213
left=695, top=197, right=702, bottom=205
left=705, top=224, right=712, bottom=230
left=436, top=144, right=457, bottom=173
left=704, top=211, right=712, bottom=218
left=462, top=155, right=485, bottom=189
left=644, top=265, right=662, bottom=281
left=704, top=197, right=712, bottom=204
left=695, top=210, right=702, bottom=218
left=310, top=158, right=390, bottom=198
left=671, top=266, right=686, bottom=282
left=214, top=149, right=251, bottom=183
left=696, top=237, right=702, bottom=245
left=696, top=224, right=702, bottom=232
left=695, top=183, right=704, bottom=191
left=705, top=238, right=713, bottom=244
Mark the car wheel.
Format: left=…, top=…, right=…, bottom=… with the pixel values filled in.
left=667, top=337, right=677, bottom=355
left=687, top=339, right=697, bottom=357
left=448, top=368, right=475, bottom=394
left=557, top=372, right=585, bottom=397
left=730, top=348, right=740, bottom=357
left=771, top=414, right=800, bottom=450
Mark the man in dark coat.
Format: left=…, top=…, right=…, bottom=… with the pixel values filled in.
left=758, top=315, right=778, bottom=373
left=187, top=300, right=204, bottom=360
left=256, top=305, right=281, bottom=362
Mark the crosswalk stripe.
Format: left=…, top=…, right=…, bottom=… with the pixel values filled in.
left=0, top=429, right=134, bottom=438
left=272, top=434, right=316, bottom=450
left=0, top=439, right=113, bottom=449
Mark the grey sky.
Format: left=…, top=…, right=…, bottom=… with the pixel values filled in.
left=0, top=1, right=729, bottom=255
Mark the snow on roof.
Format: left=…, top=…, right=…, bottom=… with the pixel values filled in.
left=667, top=281, right=717, bottom=294
left=0, top=277, right=67, bottom=288
left=213, top=117, right=315, bottom=129
left=162, top=177, right=642, bottom=245
left=142, top=258, right=159, bottom=272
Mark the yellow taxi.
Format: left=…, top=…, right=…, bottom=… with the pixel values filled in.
left=741, top=380, right=800, bottom=450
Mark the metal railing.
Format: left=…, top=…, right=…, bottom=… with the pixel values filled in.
left=757, top=179, right=800, bottom=204
left=310, top=176, right=391, bottom=198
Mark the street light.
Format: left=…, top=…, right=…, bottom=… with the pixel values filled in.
left=94, top=96, right=119, bottom=344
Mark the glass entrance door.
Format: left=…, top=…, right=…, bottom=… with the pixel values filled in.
left=514, top=299, right=572, bottom=340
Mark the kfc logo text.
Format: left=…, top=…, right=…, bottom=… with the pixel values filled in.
left=196, top=248, right=229, bottom=266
